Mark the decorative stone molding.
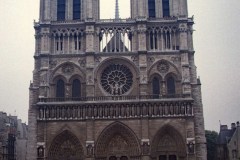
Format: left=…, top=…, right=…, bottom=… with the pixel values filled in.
left=49, top=60, right=58, bottom=68
left=179, top=24, right=188, bottom=32
left=62, top=64, right=74, bottom=74
left=131, top=56, right=138, bottom=64
left=148, top=57, right=155, bottom=64
left=157, top=60, right=170, bottom=73
left=78, top=59, right=86, bottom=68
left=37, top=100, right=194, bottom=121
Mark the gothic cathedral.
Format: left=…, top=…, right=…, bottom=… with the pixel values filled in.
left=27, top=0, right=207, bottom=160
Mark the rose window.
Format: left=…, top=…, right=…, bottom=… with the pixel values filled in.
left=101, top=64, right=133, bottom=95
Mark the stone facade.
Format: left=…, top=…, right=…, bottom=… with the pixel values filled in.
left=27, top=0, right=207, bottom=160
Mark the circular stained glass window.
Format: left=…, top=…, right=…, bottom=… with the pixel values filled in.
left=101, top=64, right=133, bottom=95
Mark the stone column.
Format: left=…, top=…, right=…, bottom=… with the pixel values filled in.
left=179, top=0, right=188, bottom=17
left=44, top=0, right=51, bottom=21
left=192, top=79, right=207, bottom=160
left=68, top=0, right=73, bottom=20
left=179, top=23, right=191, bottom=96
left=130, top=0, right=138, bottom=19
left=86, top=0, right=93, bottom=19
left=26, top=85, right=39, bottom=160
left=85, top=24, right=95, bottom=97
left=40, top=27, right=51, bottom=54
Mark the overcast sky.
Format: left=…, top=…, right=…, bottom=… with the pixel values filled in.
left=0, top=0, right=239, bottom=131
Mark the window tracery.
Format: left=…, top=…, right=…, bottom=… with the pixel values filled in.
left=101, top=64, right=133, bottom=95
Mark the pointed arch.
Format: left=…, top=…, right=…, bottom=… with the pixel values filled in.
left=50, top=62, right=86, bottom=84
left=152, top=76, right=160, bottom=98
left=72, top=79, right=81, bottom=97
left=56, top=79, right=65, bottom=98
left=151, top=125, right=186, bottom=158
left=165, top=72, right=178, bottom=95
left=48, top=130, right=84, bottom=160
left=95, top=122, right=141, bottom=158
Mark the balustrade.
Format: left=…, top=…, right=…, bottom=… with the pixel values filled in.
left=37, top=101, right=193, bottom=121
left=38, top=94, right=186, bottom=103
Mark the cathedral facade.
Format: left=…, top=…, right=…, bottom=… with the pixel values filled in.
left=27, top=0, right=207, bottom=160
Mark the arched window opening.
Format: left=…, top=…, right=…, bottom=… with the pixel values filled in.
left=167, top=76, right=175, bottom=95
left=73, top=0, right=81, bottom=20
left=72, top=79, right=81, bottom=97
left=150, top=31, right=158, bottom=50
left=164, top=31, right=171, bottom=50
left=148, top=0, right=156, bottom=18
left=56, top=79, right=65, bottom=98
left=57, top=0, right=66, bottom=21
left=56, top=35, right=63, bottom=51
left=74, top=34, right=81, bottom=50
left=152, top=77, right=160, bottom=98
left=162, top=0, right=170, bottom=17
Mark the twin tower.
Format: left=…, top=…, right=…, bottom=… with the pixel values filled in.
left=27, top=0, right=207, bottom=160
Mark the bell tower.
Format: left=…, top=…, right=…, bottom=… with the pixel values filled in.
left=131, top=0, right=188, bottom=19
left=27, top=0, right=207, bottom=160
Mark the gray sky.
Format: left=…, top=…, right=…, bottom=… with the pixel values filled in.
left=0, top=0, right=239, bottom=131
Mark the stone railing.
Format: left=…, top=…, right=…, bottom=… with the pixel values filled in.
left=38, top=94, right=187, bottom=103
left=37, top=98, right=193, bottom=121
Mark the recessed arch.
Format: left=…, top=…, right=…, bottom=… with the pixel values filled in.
left=48, top=130, right=84, bottom=160
left=151, top=125, right=186, bottom=158
left=95, top=122, right=141, bottom=158
left=148, top=59, right=181, bottom=81
left=50, top=62, right=86, bottom=84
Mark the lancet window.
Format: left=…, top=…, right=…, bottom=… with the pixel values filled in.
left=57, top=0, right=66, bottom=20
left=148, top=0, right=156, bottom=18
left=152, top=77, right=160, bottom=98
left=147, top=26, right=179, bottom=51
left=167, top=76, right=175, bottom=95
left=73, top=0, right=81, bottom=20
left=74, top=34, right=81, bottom=51
left=56, top=35, right=63, bottom=52
left=162, top=0, right=170, bottom=17
left=72, top=79, right=81, bottom=97
left=56, top=79, right=65, bottom=98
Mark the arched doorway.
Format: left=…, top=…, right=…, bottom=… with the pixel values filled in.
left=151, top=126, right=186, bottom=160
left=95, top=122, right=140, bottom=160
left=48, top=130, right=84, bottom=160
